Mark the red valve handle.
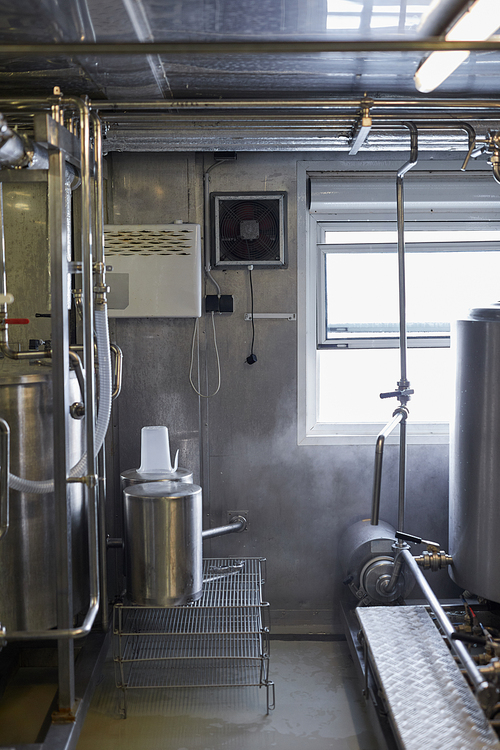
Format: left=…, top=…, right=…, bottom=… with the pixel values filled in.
left=5, top=319, right=29, bottom=324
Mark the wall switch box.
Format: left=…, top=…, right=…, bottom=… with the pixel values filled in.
left=205, top=295, right=234, bottom=314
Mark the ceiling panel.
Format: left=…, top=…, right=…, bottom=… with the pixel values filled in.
left=0, top=0, right=497, bottom=101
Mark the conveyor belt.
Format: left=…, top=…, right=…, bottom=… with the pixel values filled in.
left=357, top=605, right=500, bottom=750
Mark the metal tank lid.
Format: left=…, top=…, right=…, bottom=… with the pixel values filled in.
left=124, top=480, right=202, bottom=498
left=469, top=302, right=500, bottom=321
left=120, top=467, right=193, bottom=483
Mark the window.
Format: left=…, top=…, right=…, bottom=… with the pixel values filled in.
left=297, top=163, right=500, bottom=445
left=326, top=0, right=432, bottom=33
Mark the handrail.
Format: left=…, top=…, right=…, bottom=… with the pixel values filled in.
left=111, top=343, right=123, bottom=400
left=2, top=476, right=99, bottom=642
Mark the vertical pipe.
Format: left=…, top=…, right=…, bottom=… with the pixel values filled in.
left=98, top=444, right=108, bottom=631
left=398, top=418, right=407, bottom=532
left=0, top=418, right=9, bottom=541
left=91, top=110, right=108, bottom=631
left=395, top=122, right=418, bottom=534
left=396, top=175, right=408, bottom=387
left=49, top=146, right=75, bottom=712
left=0, top=185, right=6, bottom=303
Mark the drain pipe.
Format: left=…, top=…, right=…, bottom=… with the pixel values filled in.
left=202, top=515, right=247, bottom=539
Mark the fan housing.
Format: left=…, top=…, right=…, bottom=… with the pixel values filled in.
left=211, top=192, right=287, bottom=268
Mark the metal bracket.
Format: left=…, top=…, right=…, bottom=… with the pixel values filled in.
left=244, top=313, right=296, bottom=321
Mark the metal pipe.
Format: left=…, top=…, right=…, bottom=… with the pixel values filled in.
left=371, top=410, right=406, bottom=525
left=0, top=96, right=497, bottom=113
left=0, top=119, right=50, bottom=170
left=97, top=443, right=108, bottom=631
left=69, top=350, right=85, bottom=398
left=398, top=417, right=407, bottom=532
left=95, top=99, right=500, bottom=114
left=0, top=417, right=9, bottom=541
left=111, top=343, right=123, bottom=399
left=395, top=123, right=418, bottom=535
left=401, top=548, right=498, bottom=712
left=380, top=544, right=406, bottom=595
left=1, top=40, right=500, bottom=55
left=90, top=111, right=106, bottom=308
left=396, top=122, right=418, bottom=388
left=202, top=515, right=247, bottom=539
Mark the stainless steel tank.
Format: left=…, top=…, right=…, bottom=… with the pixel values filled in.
left=123, top=481, right=203, bottom=606
left=449, top=304, right=500, bottom=602
left=0, top=367, right=86, bottom=631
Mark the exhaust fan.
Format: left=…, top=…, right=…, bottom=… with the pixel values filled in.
left=211, top=192, right=287, bottom=268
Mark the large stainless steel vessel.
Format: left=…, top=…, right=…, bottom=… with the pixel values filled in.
left=0, top=367, right=86, bottom=631
left=123, top=480, right=203, bottom=606
left=449, top=305, right=500, bottom=603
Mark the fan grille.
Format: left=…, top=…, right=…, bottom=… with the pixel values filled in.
left=213, top=193, right=286, bottom=267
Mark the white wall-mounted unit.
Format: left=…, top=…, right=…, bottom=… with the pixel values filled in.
left=104, top=223, right=202, bottom=318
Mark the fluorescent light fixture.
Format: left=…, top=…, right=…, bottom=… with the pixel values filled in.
left=414, top=0, right=500, bottom=93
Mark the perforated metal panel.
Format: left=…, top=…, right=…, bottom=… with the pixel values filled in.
left=104, top=227, right=195, bottom=256
left=104, top=224, right=202, bottom=318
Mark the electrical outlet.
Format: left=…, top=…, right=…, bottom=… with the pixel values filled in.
left=227, top=510, right=249, bottom=531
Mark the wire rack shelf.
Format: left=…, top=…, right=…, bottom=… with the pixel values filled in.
left=113, top=557, right=275, bottom=717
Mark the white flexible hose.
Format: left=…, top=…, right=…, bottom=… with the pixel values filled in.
left=8, top=307, right=112, bottom=494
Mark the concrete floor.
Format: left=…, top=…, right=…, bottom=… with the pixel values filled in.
left=76, top=640, right=378, bottom=750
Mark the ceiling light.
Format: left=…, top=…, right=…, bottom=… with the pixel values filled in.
left=414, top=0, right=500, bottom=93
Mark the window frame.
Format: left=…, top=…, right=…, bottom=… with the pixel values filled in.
left=297, top=158, right=500, bottom=446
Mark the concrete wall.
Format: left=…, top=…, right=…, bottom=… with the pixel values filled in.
left=106, top=150, right=459, bottom=633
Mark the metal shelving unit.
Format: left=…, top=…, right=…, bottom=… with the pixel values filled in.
left=113, top=557, right=275, bottom=717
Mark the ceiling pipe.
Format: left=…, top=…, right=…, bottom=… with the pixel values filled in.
left=0, top=39, right=499, bottom=55
left=90, top=98, right=500, bottom=112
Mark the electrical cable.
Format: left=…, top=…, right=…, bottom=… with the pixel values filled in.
left=246, top=264, right=257, bottom=364
left=203, top=157, right=229, bottom=295
left=189, top=311, right=221, bottom=398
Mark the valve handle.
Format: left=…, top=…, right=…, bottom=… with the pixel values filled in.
left=5, top=318, right=29, bottom=325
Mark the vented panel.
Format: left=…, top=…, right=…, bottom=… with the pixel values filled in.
left=104, top=227, right=195, bottom=256
left=212, top=192, right=287, bottom=268
left=104, top=224, right=202, bottom=318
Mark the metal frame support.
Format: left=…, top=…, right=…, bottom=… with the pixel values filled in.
left=49, top=142, right=75, bottom=715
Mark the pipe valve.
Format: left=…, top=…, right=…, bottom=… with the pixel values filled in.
left=415, top=549, right=453, bottom=572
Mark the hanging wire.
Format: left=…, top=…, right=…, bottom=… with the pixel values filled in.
left=189, top=311, right=221, bottom=398
left=249, top=266, right=255, bottom=356
left=246, top=264, right=257, bottom=364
